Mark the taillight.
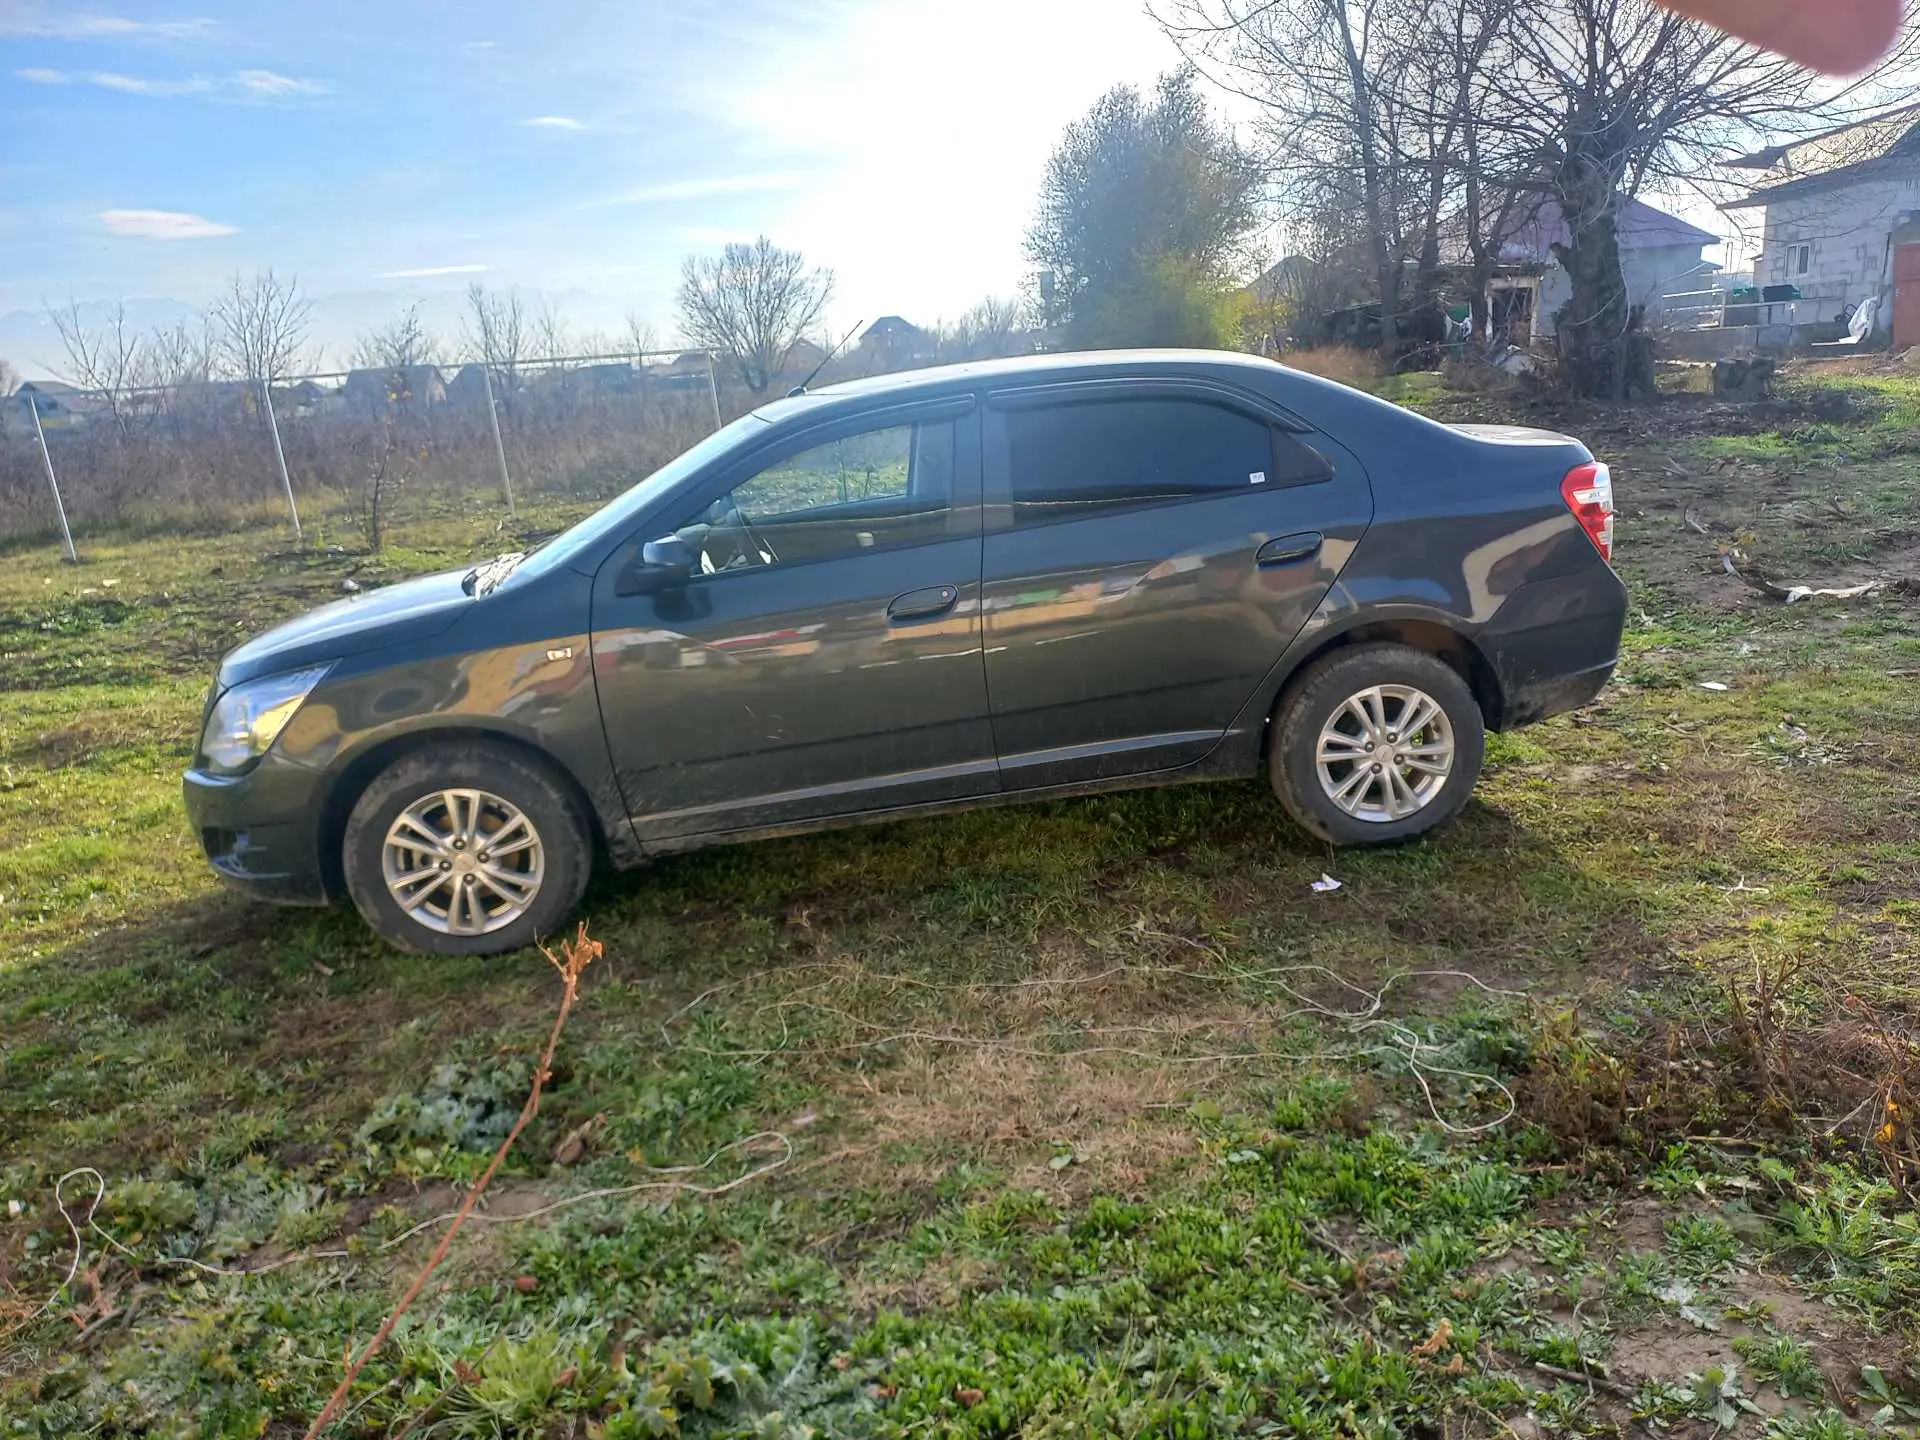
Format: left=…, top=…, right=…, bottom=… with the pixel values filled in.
left=1562, top=461, right=1614, bottom=563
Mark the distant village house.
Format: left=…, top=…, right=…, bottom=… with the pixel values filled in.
left=1722, top=103, right=1920, bottom=351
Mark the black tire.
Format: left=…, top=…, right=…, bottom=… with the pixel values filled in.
left=1268, top=644, right=1486, bottom=847
left=342, top=741, right=592, bottom=956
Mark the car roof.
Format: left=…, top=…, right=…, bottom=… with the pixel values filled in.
left=754, top=348, right=1293, bottom=426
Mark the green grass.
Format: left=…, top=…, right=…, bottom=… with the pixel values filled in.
left=5, top=389, right=1920, bottom=1434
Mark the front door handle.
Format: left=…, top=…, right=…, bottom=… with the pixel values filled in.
left=1256, top=531, right=1324, bottom=567
left=887, top=584, right=960, bottom=623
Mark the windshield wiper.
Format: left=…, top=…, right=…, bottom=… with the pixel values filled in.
left=461, top=551, right=527, bottom=597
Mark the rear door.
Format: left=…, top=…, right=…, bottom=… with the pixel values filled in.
left=591, top=399, right=994, bottom=843
left=980, top=380, right=1372, bottom=789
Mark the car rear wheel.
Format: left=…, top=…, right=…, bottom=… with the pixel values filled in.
left=1269, top=644, right=1485, bottom=846
left=342, top=741, right=592, bottom=955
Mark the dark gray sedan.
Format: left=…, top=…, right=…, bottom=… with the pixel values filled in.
left=184, top=350, right=1626, bottom=954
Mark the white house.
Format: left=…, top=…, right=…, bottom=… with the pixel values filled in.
left=1482, top=196, right=1721, bottom=345
left=1722, top=104, right=1920, bottom=349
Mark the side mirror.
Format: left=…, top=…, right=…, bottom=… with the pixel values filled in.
left=618, top=534, right=693, bottom=596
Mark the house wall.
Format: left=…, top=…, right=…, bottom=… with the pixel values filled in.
left=1535, top=243, right=1715, bottom=331
left=1756, top=171, right=1920, bottom=323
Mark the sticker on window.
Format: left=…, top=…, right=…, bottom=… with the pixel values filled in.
left=1250, top=471, right=1268, bottom=485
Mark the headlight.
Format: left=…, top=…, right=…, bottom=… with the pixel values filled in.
left=199, top=664, right=333, bottom=775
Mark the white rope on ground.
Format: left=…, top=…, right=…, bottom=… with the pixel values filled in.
left=666, top=958, right=1524, bottom=1136
left=20, top=1132, right=796, bottom=1320
left=372, top=1131, right=795, bottom=1251
left=21, top=947, right=1522, bottom=1318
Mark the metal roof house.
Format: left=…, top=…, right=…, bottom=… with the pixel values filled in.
left=1722, top=104, right=1920, bottom=349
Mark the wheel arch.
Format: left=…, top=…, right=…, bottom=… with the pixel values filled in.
left=316, top=725, right=607, bottom=899
left=1268, top=615, right=1506, bottom=735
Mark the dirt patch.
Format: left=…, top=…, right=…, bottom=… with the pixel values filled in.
left=845, top=1044, right=1199, bottom=1200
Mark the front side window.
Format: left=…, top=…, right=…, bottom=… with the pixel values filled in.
left=1003, top=397, right=1331, bottom=526
left=669, top=421, right=954, bottom=574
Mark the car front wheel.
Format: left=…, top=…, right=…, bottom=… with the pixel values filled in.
left=342, top=741, right=592, bottom=955
left=1269, top=644, right=1486, bottom=846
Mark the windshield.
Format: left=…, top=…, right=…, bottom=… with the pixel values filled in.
left=499, top=412, right=776, bottom=588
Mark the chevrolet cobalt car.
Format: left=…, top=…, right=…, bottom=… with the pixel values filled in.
left=184, top=351, right=1626, bottom=954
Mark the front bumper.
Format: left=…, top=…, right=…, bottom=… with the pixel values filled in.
left=183, top=763, right=331, bottom=905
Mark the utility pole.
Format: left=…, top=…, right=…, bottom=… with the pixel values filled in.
left=259, top=378, right=302, bottom=541
left=480, top=362, right=517, bottom=520
left=28, top=394, right=78, bottom=563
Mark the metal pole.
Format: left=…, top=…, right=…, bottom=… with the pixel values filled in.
left=28, top=396, right=78, bottom=564
left=259, top=377, right=302, bottom=541
left=705, top=352, right=723, bottom=430
left=480, top=362, right=517, bottom=520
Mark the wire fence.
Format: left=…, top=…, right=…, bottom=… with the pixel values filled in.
left=2, top=347, right=740, bottom=556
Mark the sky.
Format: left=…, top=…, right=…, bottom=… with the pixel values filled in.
left=0, top=0, right=1189, bottom=374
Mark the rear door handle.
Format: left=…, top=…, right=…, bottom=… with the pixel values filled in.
left=887, top=585, right=960, bottom=623
left=1256, top=531, right=1324, bottom=567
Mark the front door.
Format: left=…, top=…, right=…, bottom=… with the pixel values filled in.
left=979, top=384, right=1373, bottom=789
left=591, top=404, right=994, bottom=843
left=1895, top=244, right=1920, bottom=352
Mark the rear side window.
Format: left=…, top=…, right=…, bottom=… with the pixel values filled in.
left=1004, top=398, right=1331, bottom=525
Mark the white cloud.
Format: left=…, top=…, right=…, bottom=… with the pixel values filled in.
left=463, top=40, right=498, bottom=52
left=98, top=208, right=238, bottom=240
left=377, top=263, right=488, bottom=278
left=608, top=170, right=813, bottom=206
left=88, top=70, right=210, bottom=95
left=0, top=8, right=220, bottom=40
left=235, top=69, right=330, bottom=98
left=9, top=65, right=328, bottom=99
left=521, top=114, right=587, bottom=131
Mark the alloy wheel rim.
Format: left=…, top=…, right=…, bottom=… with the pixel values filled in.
left=1314, top=684, right=1456, bottom=823
left=381, top=789, right=544, bottom=936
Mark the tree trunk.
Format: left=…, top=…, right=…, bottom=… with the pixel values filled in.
left=1551, top=157, right=1654, bottom=399
left=1329, top=0, right=1399, bottom=359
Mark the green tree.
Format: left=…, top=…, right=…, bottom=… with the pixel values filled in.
left=1073, top=253, right=1248, bottom=350
left=1027, top=70, right=1261, bottom=350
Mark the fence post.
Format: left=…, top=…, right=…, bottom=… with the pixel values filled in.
left=480, top=362, right=517, bottom=521
left=27, top=395, right=78, bottom=564
left=705, top=352, right=723, bottom=431
left=259, top=377, right=302, bottom=542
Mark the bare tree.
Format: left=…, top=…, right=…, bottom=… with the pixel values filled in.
left=1167, top=0, right=1919, bottom=394
left=676, top=236, right=833, bottom=393
left=351, top=302, right=441, bottom=371
left=142, top=316, right=216, bottom=390
left=531, top=298, right=572, bottom=364
left=0, top=358, right=19, bottom=397
left=1490, top=0, right=1916, bottom=396
left=463, top=282, right=528, bottom=384
left=934, top=296, right=1031, bottom=360
left=1162, top=0, right=1483, bottom=358
left=47, top=297, right=148, bottom=437
left=211, top=270, right=312, bottom=383
left=623, top=311, right=660, bottom=358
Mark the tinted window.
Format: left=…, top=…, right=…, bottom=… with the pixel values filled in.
left=1004, top=399, right=1330, bottom=525
left=668, top=422, right=954, bottom=574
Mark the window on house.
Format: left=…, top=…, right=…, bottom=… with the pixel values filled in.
left=1789, top=244, right=1812, bottom=277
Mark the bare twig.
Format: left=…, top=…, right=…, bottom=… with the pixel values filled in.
left=301, top=923, right=600, bottom=1440
left=1532, top=1359, right=1638, bottom=1399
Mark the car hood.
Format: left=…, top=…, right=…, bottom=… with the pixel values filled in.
left=217, top=567, right=474, bottom=689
